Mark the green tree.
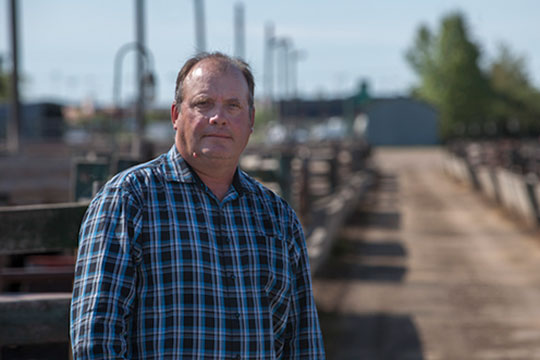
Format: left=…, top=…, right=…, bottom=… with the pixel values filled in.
left=406, top=12, right=491, bottom=139
left=0, top=72, right=9, bottom=102
left=489, top=44, right=540, bottom=135
left=0, top=55, right=9, bottom=101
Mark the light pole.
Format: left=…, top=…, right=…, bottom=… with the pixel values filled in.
left=112, top=42, right=155, bottom=158
left=134, top=0, right=146, bottom=159
left=234, top=2, right=245, bottom=59
left=274, top=37, right=291, bottom=100
left=263, top=22, right=275, bottom=103
left=289, top=49, right=307, bottom=99
left=8, top=0, right=21, bottom=154
left=194, top=0, right=206, bottom=52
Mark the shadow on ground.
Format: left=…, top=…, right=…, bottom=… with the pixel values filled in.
left=318, top=311, right=424, bottom=360
left=315, top=171, right=424, bottom=359
left=315, top=236, right=408, bottom=282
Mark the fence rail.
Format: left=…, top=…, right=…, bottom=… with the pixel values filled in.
left=0, top=140, right=373, bottom=355
left=443, top=139, right=540, bottom=228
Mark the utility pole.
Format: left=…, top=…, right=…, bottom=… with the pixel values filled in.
left=263, top=22, right=275, bottom=102
left=133, top=0, right=145, bottom=159
left=233, top=2, right=245, bottom=59
left=8, top=0, right=21, bottom=154
left=289, top=49, right=306, bottom=99
left=276, top=38, right=290, bottom=100
left=194, top=0, right=206, bottom=52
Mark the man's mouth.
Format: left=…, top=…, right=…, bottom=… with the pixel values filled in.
left=204, top=133, right=231, bottom=139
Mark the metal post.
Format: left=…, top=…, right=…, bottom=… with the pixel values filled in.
left=133, top=0, right=145, bottom=159
left=8, top=0, right=21, bottom=154
left=300, top=155, right=311, bottom=225
left=263, top=23, right=274, bottom=102
left=113, top=42, right=153, bottom=163
left=194, top=0, right=206, bottom=52
left=234, top=2, right=245, bottom=59
left=276, top=38, right=290, bottom=100
left=289, top=49, right=306, bottom=99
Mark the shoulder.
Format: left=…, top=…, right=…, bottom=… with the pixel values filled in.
left=239, top=170, right=301, bottom=230
left=240, top=170, right=290, bottom=205
left=240, top=171, right=307, bottom=266
left=92, top=153, right=169, bottom=208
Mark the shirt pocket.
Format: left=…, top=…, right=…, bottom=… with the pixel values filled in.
left=243, top=233, right=290, bottom=308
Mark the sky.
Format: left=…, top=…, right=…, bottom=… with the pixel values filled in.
left=1, top=0, right=539, bottom=108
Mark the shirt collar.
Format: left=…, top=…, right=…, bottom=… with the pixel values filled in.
left=163, top=145, right=257, bottom=195
left=163, top=145, right=196, bottom=184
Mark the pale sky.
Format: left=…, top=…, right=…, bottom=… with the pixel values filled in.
left=1, top=0, right=539, bottom=107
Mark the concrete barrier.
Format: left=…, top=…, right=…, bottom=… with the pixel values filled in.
left=307, top=169, right=375, bottom=274
left=476, top=165, right=500, bottom=203
left=443, top=153, right=472, bottom=185
left=494, top=168, right=537, bottom=226
left=444, top=151, right=539, bottom=229
left=0, top=202, right=87, bottom=351
left=0, top=293, right=71, bottom=346
left=534, top=182, right=540, bottom=224
left=495, top=168, right=515, bottom=212
left=0, top=201, right=89, bottom=254
left=0, top=141, right=373, bottom=352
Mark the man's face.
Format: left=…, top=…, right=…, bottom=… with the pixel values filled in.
left=172, top=59, right=254, bottom=166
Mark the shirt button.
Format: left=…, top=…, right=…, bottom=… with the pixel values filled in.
left=234, top=355, right=241, bottom=360
left=235, top=312, right=240, bottom=319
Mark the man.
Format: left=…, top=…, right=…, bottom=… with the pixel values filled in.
left=70, top=52, right=325, bottom=359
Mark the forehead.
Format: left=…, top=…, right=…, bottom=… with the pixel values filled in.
left=183, top=59, right=248, bottom=98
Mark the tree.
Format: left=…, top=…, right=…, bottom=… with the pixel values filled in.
left=0, top=71, right=9, bottom=102
left=488, top=44, right=540, bottom=135
left=406, top=12, right=491, bottom=139
left=0, top=54, right=8, bottom=101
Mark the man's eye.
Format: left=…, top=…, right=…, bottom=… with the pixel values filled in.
left=195, top=100, right=211, bottom=108
left=228, top=103, right=241, bottom=109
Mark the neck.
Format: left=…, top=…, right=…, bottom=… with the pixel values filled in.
left=192, top=165, right=236, bottom=201
left=180, top=152, right=237, bottom=201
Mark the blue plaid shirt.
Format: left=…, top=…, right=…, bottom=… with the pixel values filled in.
left=70, top=145, right=325, bottom=359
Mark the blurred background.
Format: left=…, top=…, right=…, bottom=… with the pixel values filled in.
left=1, top=0, right=540, bottom=359
left=1, top=0, right=539, bottom=203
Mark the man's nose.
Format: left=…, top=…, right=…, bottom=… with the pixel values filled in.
left=208, top=105, right=227, bottom=125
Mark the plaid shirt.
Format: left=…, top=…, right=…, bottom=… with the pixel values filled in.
left=70, top=145, right=325, bottom=359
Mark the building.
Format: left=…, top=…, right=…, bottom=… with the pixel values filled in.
left=278, top=94, right=439, bottom=146
left=0, top=102, right=64, bottom=141
left=362, top=97, right=439, bottom=146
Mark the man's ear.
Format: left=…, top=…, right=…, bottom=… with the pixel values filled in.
left=250, top=108, right=256, bottom=131
left=171, top=102, right=179, bottom=130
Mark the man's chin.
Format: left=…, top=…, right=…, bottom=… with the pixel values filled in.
left=199, top=148, right=235, bottom=160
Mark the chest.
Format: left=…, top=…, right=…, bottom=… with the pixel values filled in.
left=136, top=188, right=291, bottom=299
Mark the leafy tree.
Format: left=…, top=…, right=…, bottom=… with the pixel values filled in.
left=489, top=44, right=540, bottom=135
left=0, top=72, right=9, bottom=102
left=250, top=102, right=278, bottom=143
left=406, top=12, right=491, bottom=139
left=0, top=55, right=9, bottom=101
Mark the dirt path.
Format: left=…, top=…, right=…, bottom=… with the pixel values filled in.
left=313, top=147, right=540, bottom=359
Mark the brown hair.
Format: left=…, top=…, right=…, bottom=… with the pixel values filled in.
left=174, top=52, right=255, bottom=109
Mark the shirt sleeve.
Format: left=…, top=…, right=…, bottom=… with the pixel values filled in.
left=70, top=185, right=142, bottom=359
left=282, top=215, right=326, bottom=359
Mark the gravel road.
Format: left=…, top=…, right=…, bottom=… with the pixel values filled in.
left=313, top=147, right=540, bottom=360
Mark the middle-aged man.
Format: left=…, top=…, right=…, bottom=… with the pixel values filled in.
left=70, top=52, right=325, bottom=359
